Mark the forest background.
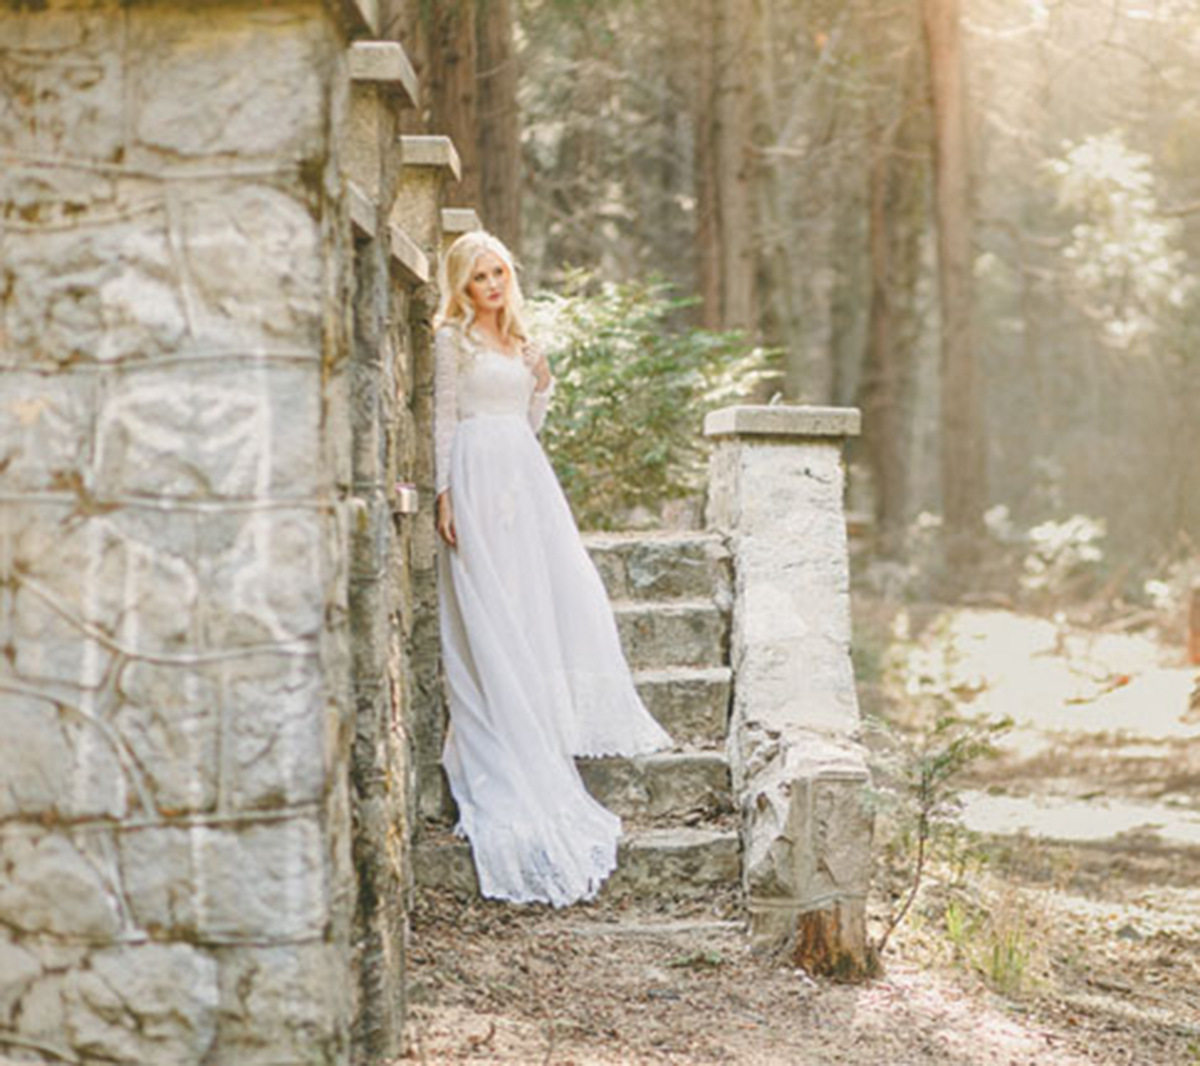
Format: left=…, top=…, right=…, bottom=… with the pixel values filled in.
left=389, top=0, right=1199, bottom=603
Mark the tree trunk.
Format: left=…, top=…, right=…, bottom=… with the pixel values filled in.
left=858, top=37, right=928, bottom=557
left=476, top=0, right=521, bottom=253
left=428, top=0, right=481, bottom=209
left=921, top=0, right=985, bottom=584
left=694, top=0, right=757, bottom=332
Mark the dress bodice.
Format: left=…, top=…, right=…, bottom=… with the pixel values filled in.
left=456, top=345, right=538, bottom=420
left=433, top=322, right=555, bottom=494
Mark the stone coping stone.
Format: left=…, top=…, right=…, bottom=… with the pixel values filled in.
left=441, top=207, right=481, bottom=235
left=400, top=135, right=462, bottom=182
left=704, top=404, right=861, bottom=439
left=348, top=180, right=376, bottom=238
left=388, top=221, right=430, bottom=283
left=349, top=41, right=418, bottom=106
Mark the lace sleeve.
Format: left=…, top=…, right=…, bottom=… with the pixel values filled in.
left=433, top=326, right=459, bottom=495
left=528, top=376, right=555, bottom=434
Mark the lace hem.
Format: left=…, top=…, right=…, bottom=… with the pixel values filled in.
left=456, top=803, right=621, bottom=908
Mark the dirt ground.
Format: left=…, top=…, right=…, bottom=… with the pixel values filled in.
left=398, top=595, right=1200, bottom=1065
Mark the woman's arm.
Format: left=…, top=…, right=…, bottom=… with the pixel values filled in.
left=525, top=340, right=555, bottom=433
left=433, top=327, right=458, bottom=546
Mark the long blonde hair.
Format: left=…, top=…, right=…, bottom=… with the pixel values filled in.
left=433, top=230, right=530, bottom=347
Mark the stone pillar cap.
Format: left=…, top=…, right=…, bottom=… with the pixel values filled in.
left=704, top=404, right=861, bottom=439
left=399, top=135, right=462, bottom=182
left=441, top=207, right=482, bottom=235
left=349, top=42, right=418, bottom=107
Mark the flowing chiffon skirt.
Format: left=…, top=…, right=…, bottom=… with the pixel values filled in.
left=438, top=413, right=671, bottom=907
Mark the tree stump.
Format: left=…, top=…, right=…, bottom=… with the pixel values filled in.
left=792, top=900, right=879, bottom=981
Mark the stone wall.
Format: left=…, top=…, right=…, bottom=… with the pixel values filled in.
left=0, top=2, right=369, bottom=1061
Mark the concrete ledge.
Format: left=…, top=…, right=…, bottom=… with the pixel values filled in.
left=400, top=135, right=462, bottom=182
left=348, top=181, right=376, bottom=238
left=349, top=42, right=418, bottom=107
left=441, top=207, right=481, bottom=236
left=388, top=221, right=431, bottom=284
left=704, top=404, right=861, bottom=440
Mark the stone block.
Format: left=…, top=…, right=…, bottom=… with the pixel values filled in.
left=577, top=751, right=730, bottom=819
left=0, top=371, right=97, bottom=493
left=175, top=184, right=324, bottom=350
left=3, top=218, right=187, bottom=367
left=129, top=7, right=327, bottom=159
left=94, top=365, right=324, bottom=500
left=12, top=507, right=201, bottom=676
left=584, top=531, right=731, bottom=604
left=197, top=509, right=326, bottom=649
left=633, top=667, right=730, bottom=746
left=0, top=830, right=123, bottom=938
left=63, top=943, right=219, bottom=1063
left=113, top=662, right=219, bottom=815
left=614, top=601, right=728, bottom=671
left=0, top=939, right=42, bottom=1025
left=214, top=942, right=349, bottom=1064
left=222, top=654, right=328, bottom=811
left=119, top=817, right=327, bottom=941
left=414, top=826, right=740, bottom=901
left=0, top=12, right=123, bottom=159
left=0, top=692, right=126, bottom=821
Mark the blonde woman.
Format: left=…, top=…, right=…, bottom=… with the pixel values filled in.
left=432, top=231, right=670, bottom=907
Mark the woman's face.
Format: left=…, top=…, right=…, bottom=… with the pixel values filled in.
left=465, top=251, right=509, bottom=315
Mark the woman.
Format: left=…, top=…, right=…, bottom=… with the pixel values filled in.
left=432, top=230, right=671, bottom=907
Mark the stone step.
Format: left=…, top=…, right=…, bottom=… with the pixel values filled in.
left=413, top=826, right=740, bottom=901
left=585, top=531, right=731, bottom=605
left=634, top=666, right=730, bottom=746
left=576, top=750, right=731, bottom=819
left=614, top=600, right=729, bottom=671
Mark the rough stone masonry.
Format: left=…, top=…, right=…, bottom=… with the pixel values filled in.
left=0, top=2, right=377, bottom=1061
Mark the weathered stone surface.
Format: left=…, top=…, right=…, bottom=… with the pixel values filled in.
left=0, top=13, right=123, bottom=158
left=119, top=818, right=326, bottom=941
left=614, top=601, right=728, bottom=671
left=0, top=940, right=42, bottom=1025
left=0, top=372, right=97, bottom=492
left=0, top=831, right=123, bottom=938
left=222, top=654, right=328, bottom=810
left=94, top=365, right=324, bottom=499
left=130, top=7, right=328, bottom=159
left=4, top=220, right=188, bottom=367
left=63, top=943, right=219, bottom=1063
left=198, top=509, right=327, bottom=648
left=585, top=531, right=731, bottom=605
left=633, top=666, right=730, bottom=745
left=704, top=404, right=861, bottom=439
left=114, top=662, right=219, bottom=815
left=705, top=407, right=872, bottom=969
left=414, top=826, right=740, bottom=901
left=577, top=750, right=730, bottom=819
left=214, top=943, right=349, bottom=1064
left=605, top=828, right=741, bottom=899
left=0, top=693, right=126, bottom=820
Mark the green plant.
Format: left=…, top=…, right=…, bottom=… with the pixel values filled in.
left=527, top=271, right=778, bottom=529
left=869, top=707, right=1012, bottom=957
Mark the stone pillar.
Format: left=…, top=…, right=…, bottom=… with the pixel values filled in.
left=0, top=2, right=371, bottom=1062
left=705, top=405, right=875, bottom=978
left=342, top=34, right=420, bottom=1064
left=392, top=136, right=466, bottom=824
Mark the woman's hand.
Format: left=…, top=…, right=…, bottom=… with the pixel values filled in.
left=524, top=340, right=552, bottom=392
left=436, top=490, right=457, bottom=548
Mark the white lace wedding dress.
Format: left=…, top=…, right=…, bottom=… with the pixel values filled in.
left=433, top=320, right=671, bottom=907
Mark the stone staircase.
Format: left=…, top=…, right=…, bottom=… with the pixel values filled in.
left=413, top=530, right=742, bottom=902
